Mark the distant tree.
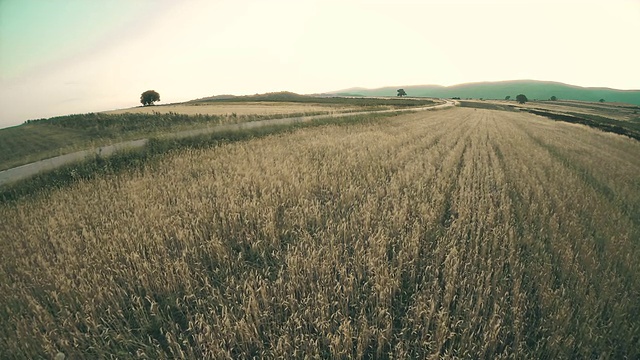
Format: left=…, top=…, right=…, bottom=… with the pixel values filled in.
left=141, top=90, right=160, bottom=106
left=397, top=89, right=407, bottom=97
left=599, top=98, right=605, bottom=103
left=516, top=94, right=528, bottom=104
left=505, top=96, right=511, bottom=100
left=550, top=95, right=557, bottom=101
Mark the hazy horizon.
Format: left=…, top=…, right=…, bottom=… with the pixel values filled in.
left=334, top=79, right=640, bottom=93
left=1, top=0, right=639, bottom=128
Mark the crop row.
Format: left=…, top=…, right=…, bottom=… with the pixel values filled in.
left=1, top=108, right=639, bottom=358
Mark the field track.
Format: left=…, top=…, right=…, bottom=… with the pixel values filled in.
left=2, top=107, right=639, bottom=358
left=0, top=101, right=453, bottom=187
left=103, top=101, right=360, bottom=116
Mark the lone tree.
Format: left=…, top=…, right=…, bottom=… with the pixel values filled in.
left=550, top=95, right=557, bottom=101
left=516, top=94, right=528, bottom=104
left=397, top=89, right=407, bottom=97
left=141, top=90, right=160, bottom=106
left=505, top=95, right=511, bottom=100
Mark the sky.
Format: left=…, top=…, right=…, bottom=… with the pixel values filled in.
left=1, top=0, right=639, bottom=128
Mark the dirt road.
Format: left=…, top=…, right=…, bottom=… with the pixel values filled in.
left=0, top=100, right=456, bottom=187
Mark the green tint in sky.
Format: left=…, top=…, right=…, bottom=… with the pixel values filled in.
left=0, top=0, right=145, bottom=78
left=1, top=0, right=639, bottom=128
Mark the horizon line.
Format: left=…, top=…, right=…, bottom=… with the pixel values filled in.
left=330, top=79, right=640, bottom=93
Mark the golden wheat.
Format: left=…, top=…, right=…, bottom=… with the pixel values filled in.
left=1, top=108, right=639, bottom=358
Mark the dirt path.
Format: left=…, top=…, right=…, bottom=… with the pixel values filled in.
left=0, top=101, right=456, bottom=187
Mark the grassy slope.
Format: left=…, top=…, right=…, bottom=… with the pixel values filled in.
left=192, top=91, right=436, bottom=105
left=0, top=111, right=398, bottom=202
left=1, top=96, right=435, bottom=171
left=0, top=113, right=223, bottom=171
left=0, top=123, right=98, bottom=171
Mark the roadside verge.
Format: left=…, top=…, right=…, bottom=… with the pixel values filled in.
left=0, top=101, right=456, bottom=200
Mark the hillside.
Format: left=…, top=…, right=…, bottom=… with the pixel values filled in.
left=0, top=96, right=437, bottom=172
left=189, top=91, right=436, bottom=107
left=331, top=80, right=640, bottom=106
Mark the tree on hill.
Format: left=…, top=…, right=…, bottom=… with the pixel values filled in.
left=550, top=95, right=557, bottom=101
left=397, top=89, right=407, bottom=97
left=141, top=90, right=160, bottom=106
left=505, top=96, right=511, bottom=100
left=516, top=94, right=528, bottom=104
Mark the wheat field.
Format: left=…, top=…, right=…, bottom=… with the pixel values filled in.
left=1, top=108, right=639, bottom=358
left=104, top=102, right=359, bottom=117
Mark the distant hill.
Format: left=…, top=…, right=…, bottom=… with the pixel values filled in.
left=191, top=91, right=311, bottom=103
left=329, top=80, right=640, bottom=106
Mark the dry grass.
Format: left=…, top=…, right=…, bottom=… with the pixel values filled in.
left=1, top=108, right=639, bottom=358
left=104, top=102, right=360, bottom=117
left=497, top=99, right=639, bottom=121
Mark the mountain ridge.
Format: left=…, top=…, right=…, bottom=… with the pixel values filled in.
left=327, top=80, right=640, bottom=106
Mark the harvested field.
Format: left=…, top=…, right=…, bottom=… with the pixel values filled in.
left=104, top=101, right=360, bottom=117
left=493, top=99, right=640, bottom=122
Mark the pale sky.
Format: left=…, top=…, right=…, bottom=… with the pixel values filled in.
left=1, top=0, right=639, bottom=128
